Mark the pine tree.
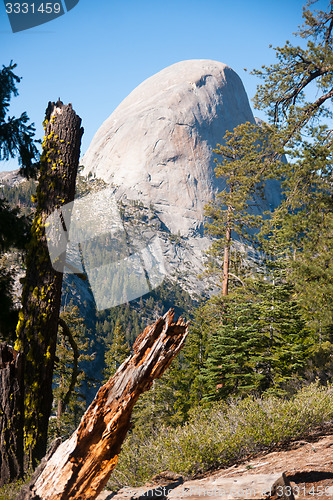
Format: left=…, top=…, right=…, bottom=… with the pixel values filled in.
left=0, top=62, right=38, bottom=341
left=50, top=305, right=94, bottom=440
left=259, top=126, right=333, bottom=334
left=200, top=298, right=263, bottom=400
left=182, top=296, right=224, bottom=405
left=252, top=269, right=311, bottom=393
left=103, top=321, right=130, bottom=381
left=200, top=268, right=312, bottom=401
left=204, top=121, right=282, bottom=295
left=252, top=1, right=333, bottom=137
left=0, top=62, right=38, bottom=178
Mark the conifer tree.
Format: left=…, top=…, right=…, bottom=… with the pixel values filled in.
left=103, top=321, right=130, bottom=381
left=0, top=62, right=38, bottom=341
left=0, top=62, right=38, bottom=179
left=251, top=1, right=333, bottom=332
left=200, top=269, right=311, bottom=401
left=252, top=1, right=333, bottom=137
left=200, top=298, right=263, bottom=400
left=205, top=121, right=282, bottom=295
left=259, top=127, right=333, bottom=333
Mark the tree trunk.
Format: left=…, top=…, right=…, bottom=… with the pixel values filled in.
left=222, top=180, right=234, bottom=297
left=0, top=343, right=24, bottom=485
left=17, top=309, right=188, bottom=500
left=222, top=209, right=232, bottom=296
left=15, top=101, right=83, bottom=467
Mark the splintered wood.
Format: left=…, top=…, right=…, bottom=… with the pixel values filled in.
left=18, top=309, right=188, bottom=500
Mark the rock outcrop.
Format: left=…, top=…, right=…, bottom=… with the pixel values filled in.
left=81, top=60, right=281, bottom=296
left=83, top=59, right=263, bottom=235
left=1, top=61, right=282, bottom=302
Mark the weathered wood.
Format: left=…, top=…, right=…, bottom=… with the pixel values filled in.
left=18, top=309, right=188, bottom=500
left=0, top=343, right=24, bottom=486
left=15, top=101, right=83, bottom=466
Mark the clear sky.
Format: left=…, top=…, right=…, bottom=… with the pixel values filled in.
left=0, top=0, right=329, bottom=172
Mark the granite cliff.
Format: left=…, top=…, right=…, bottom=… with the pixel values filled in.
left=81, top=59, right=281, bottom=297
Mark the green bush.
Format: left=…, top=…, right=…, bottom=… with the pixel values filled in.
left=108, top=382, right=333, bottom=489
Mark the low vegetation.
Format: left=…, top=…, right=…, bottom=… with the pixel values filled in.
left=2, top=382, right=333, bottom=498
left=108, top=383, right=333, bottom=488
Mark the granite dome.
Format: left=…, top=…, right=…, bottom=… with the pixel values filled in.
left=81, top=60, right=281, bottom=295
left=82, top=59, right=261, bottom=235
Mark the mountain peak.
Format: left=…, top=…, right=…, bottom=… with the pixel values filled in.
left=82, top=59, right=256, bottom=236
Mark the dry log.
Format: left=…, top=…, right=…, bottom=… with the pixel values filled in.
left=18, top=309, right=188, bottom=500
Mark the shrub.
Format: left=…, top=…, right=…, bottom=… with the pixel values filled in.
left=108, top=382, right=333, bottom=489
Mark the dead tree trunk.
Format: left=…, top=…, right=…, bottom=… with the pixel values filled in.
left=0, top=343, right=24, bottom=486
left=17, top=309, right=188, bottom=500
left=15, top=101, right=83, bottom=467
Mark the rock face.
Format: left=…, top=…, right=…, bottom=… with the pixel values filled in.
left=82, top=59, right=265, bottom=236
left=0, top=169, right=26, bottom=187
left=82, top=60, right=281, bottom=296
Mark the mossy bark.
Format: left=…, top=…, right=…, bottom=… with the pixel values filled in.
left=15, top=101, right=83, bottom=467
left=0, top=343, right=24, bottom=485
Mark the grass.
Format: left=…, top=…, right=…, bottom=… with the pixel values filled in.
left=0, top=477, right=29, bottom=500
left=108, top=382, right=333, bottom=488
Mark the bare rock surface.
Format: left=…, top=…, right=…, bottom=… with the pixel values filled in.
left=81, top=60, right=282, bottom=295
left=0, top=169, right=25, bottom=187
left=97, top=433, right=333, bottom=500
left=82, top=59, right=280, bottom=236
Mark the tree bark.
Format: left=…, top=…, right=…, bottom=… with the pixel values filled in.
left=0, top=343, right=24, bottom=485
left=15, top=101, right=83, bottom=466
left=222, top=204, right=232, bottom=297
left=17, top=309, right=188, bottom=500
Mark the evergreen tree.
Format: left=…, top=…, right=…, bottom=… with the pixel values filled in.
left=200, top=270, right=311, bottom=401
left=252, top=269, right=311, bottom=393
left=182, top=296, right=225, bottom=405
left=251, top=2, right=333, bottom=334
left=0, top=62, right=38, bottom=340
left=50, top=305, right=94, bottom=440
left=200, top=298, right=263, bottom=400
left=0, top=62, right=38, bottom=179
left=252, top=1, right=333, bottom=136
left=204, top=121, right=282, bottom=295
left=103, top=321, right=130, bottom=381
left=259, top=128, right=333, bottom=333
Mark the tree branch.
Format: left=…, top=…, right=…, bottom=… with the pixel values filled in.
left=57, top=318, right=79, bottom=417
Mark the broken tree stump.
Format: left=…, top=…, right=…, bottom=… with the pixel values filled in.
left=15, top=100, right=83, bottom=466
left=17, top=309, right=188, bottom=500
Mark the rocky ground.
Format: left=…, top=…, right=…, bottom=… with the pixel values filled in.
left=97, top=430, right=333, bottom=500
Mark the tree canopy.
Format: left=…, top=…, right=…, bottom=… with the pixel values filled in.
left=0, top=62, right=39, bottom=179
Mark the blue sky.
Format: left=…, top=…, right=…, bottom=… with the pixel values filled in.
left=0, top=0, right=329, bottom=172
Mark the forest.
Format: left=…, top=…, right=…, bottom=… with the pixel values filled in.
left=0, top=1, right=333, bottom=498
